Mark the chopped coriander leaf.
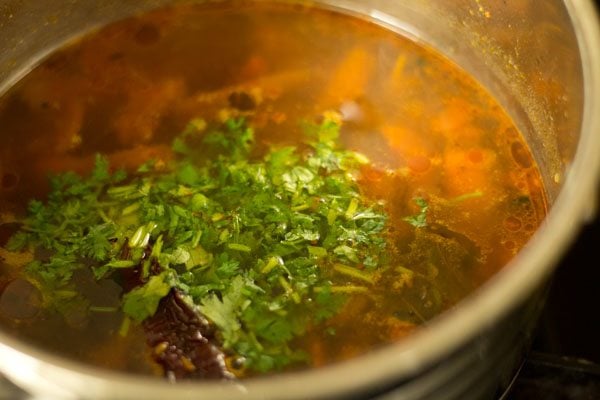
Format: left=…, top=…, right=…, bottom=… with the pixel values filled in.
left=5, top=114, right=389, bottom=374
left=122, top=272, right=173, bottom=322
left=403, top=197, right=429, bottom=228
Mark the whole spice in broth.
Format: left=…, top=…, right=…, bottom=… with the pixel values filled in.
left=144, top=289, right=234, bottom=381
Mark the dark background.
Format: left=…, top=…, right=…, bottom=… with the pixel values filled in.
left=531, top=212, right=600, bottom=363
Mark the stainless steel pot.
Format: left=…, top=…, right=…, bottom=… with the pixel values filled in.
left=0, top=1, right=599, bottom=399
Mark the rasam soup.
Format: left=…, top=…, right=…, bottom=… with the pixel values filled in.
left=0, top=1, right=546, bottom=380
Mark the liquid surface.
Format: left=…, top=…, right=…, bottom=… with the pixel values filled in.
left=0, top=2, right=546, bottom=378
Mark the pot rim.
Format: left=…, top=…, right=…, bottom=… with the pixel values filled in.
left=0, top=0, right=599, bottom=398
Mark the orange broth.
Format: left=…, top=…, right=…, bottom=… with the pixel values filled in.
left=0, top=1, right=546, bottom=377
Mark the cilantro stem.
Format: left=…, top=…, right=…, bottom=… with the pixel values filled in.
left=291, top=204, right=310, bottom=211
left=104, top=260, right=137, bottom=268
left=314, top=285, right=368, bottom=294
left=107, top=185, right=137, bottom=195
left=345, top=198, right=359, bottom=219
left=449, top=190, right=484, bottom=204
left=98, top=209, right=112, bottom=223
left=278, top=276, right=301, bottom=304
left=141, top=259, right=151, bottom=279
left=248, top=331, right=264, bottom=352
left=129, top=222, right=156, bottom=248
left=89, top=306, right=118, bottom=313
left=261, top=256, right=283, bottom=274
left=190, top=231, right=202, bottom=248
left=227, top=243, right=252, bottom=252
left=327, top=208, right=337, bottom=225
left=121, top=201, right=141, bottom=216
left=333, top=263, right=374, bottom=284
left=151, top=235, right=164, bottom=258
left=95, top=200, right=133, bottom=208
left=118, top=316, right=131, bottom=337
left=54, top=290, right=78, bottom=298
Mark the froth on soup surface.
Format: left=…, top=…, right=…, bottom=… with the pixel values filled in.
left=0, top=1, right=546, bottom=380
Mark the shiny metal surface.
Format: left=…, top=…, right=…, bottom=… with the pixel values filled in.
left=0, top=1, right=599, bottom=399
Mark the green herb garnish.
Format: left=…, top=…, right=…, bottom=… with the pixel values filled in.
left=7, top=114, right=388, bottom=373
left=403, top=197, right=429, bottom=228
